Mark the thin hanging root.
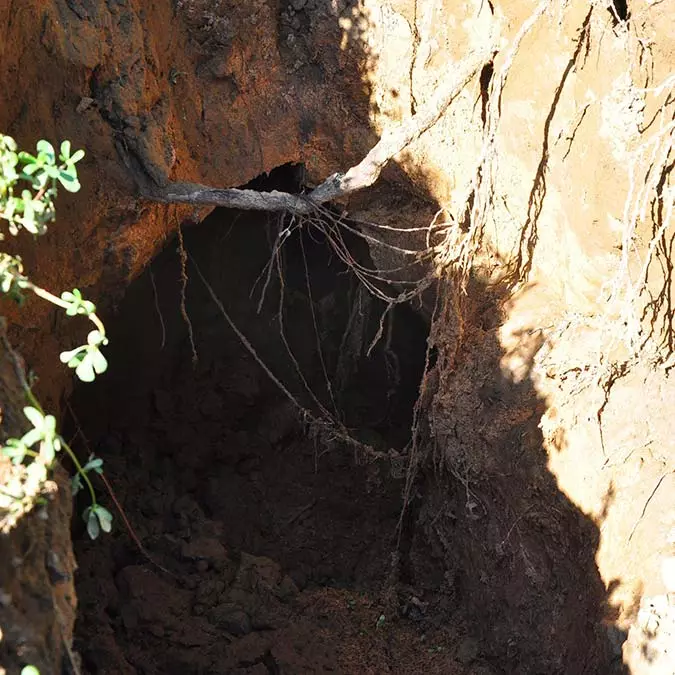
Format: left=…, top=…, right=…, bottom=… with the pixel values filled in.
left=395, top=277, right=443, bottom=548
left=301, top=210, right=435, bottom=305
left=177, top=224, right=198, bottom=364
left=366, top=302, right=393, bottom=357
left=274, top=243, right=333, bottom=419
left=188, top=252, right=404, bottom=466
left=300, top=231, right=340, bottom=417
left=149, top=264, right=166, bottom=350
left=189, top=252, right=304, bottom=409
left=251, top=212, right=300, bottom=314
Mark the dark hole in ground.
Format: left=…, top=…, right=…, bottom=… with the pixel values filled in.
left=66, top=166, right=471, bottom=674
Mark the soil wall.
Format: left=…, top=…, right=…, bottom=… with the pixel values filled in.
left=1, top=1, right=674, bottom=673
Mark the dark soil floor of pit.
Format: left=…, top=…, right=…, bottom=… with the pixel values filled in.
left=67, top=201, right=489, bottom=674
left=70, top=374, right=470, bottom=674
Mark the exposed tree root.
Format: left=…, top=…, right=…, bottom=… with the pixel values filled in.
left=139, top=45, right=495, bottom=214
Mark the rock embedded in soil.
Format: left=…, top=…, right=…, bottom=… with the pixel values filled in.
left=208, top=603, right=252, bottom=636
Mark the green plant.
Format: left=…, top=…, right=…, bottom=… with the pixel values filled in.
left=0, top=133, right=111, bottom=537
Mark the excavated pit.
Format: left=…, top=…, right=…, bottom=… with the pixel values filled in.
left=65, top=168, right=470, bottom=674
left=64, top=168, right=630, bottom=675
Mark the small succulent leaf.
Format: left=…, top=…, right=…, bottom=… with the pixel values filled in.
left=60, top=140, right=71, bottom=160
left=71, top=473, right=83, bottom=496
left=60, top=347, right=84, bottom=364
left=66, top=353, right=85, bottom=369
left=22, top=163, right=40, bottom=176
left=26, top=461, right=47, bottom=483
left=85, top=507, right=100, bottom=540
left=36, top=140, right=55, bottom=163
left=69, top=149, right=85, bottom=164
left=95, top=505, right=113, bottom=533
left=91, top=347, right=108, bottom=375
left=2, top=439, right=27, bottom=463
left=58, top=172, right=81, bottom=193
left=20, top=428, right=43, bottom=449
left=23, top=406, right=44, bottom=429
left=18, top=151, right=37, bottom=164
left=83, top=456, right=104, bottom=474
left=75, top=355, right=96, bottom=382
left=41, top=440, right=56, bottom=464
left=87, top=330, right=103, bottom=346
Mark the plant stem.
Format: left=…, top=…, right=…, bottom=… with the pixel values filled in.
left=28, top=282, right=106, bottom=336
left=24, top=387, right=44, bottom=414
left=60, top=438, right=97, bottom=506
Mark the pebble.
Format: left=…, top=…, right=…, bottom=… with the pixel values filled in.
left=208, top=603, right=252, bottom=636
left=456, top=637, right=479, bottom=665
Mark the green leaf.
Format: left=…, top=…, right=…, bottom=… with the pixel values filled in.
left=60, top=140, right=71, bottom=161
left=84, top=507, right=100, bottom=539
left=21, top=191, right=36, bottom=233
left=75, top=355, right=96, bottom=383
left=87, top=329, right=104, bottom=346
left=58, top=171, right=81, bottom=193
left=58, top=166, right=76, bottom=182
left=2, top=135, right=17, bottom=152
left=2, top=439, right=28, bottom=464
left=23, top=406, right=44, bottom=429
left=71, top=473, right=83, bottom=496
left=82, top=456, right=104, bottom=474
left=41, top=440, right=56, bottom=464
left=61, top=289, right=80, bottom=302
left=95, top=505, right=113, bottom=533
left=3, top=197, right=17, bottom=220
left=18, top=151, right=37, bottom=164
left=43, top=415, right=56, bottom=435
left=69, top=149, right=85, bottom=164
left=60, top=346, right=85, bottom=364
left=36, top=140, right=55, bottom=163
left=21, top=666, right=40, bottom=675
left=66, top=354, right=85, bottom=369
left=26, top=461, right=47, bottom=484
left=44, top=165, right=60, bottom=179
left=22, top=163, right=40, bottom=176
left=91, top=347, right=108, bottom=375
left=20, top=428, right=43, bottom=449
